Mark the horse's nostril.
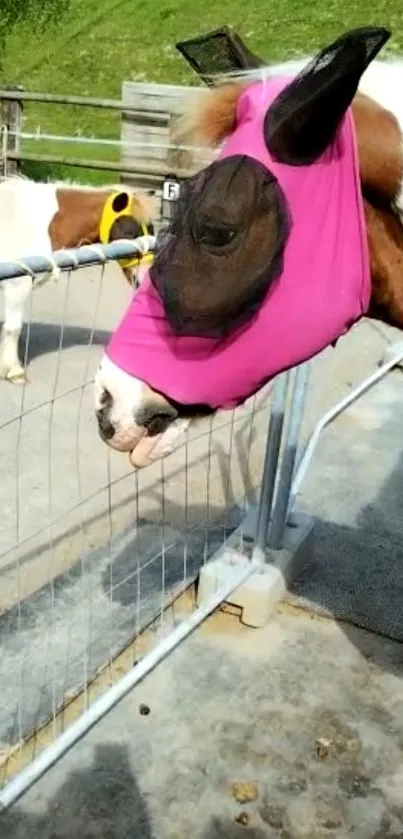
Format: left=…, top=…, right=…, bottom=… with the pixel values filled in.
left=135, top=400, right=179, bottom=437
left=100, top=388, right=113, bottom=408
left=96, top=407, right=115, bottom=440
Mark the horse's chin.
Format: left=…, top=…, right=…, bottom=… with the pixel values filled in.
left=128, top=418, right=190, bottom=468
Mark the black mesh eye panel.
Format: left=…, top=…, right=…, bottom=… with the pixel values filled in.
left=150, top=155, right=291, bottom=339
left=108, top=216, right=154, bottom=242
left=108, top=216, right=142, bottom=242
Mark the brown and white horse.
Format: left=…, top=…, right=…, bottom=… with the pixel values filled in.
left=94, top=27, right=403, bottom=467
left=0, top=177, right=156, bottom=382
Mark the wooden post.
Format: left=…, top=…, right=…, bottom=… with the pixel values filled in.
left=1, top=85, right=24, bottom=176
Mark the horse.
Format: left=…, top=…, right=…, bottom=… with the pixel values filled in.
left=94, top=26, right=403, bottom=468
left=0, top=176, right=156, bottom=383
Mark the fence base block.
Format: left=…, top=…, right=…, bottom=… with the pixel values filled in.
left=197, top=513, right=314, bottom=628
left=381, top=341, right=403, bottom=369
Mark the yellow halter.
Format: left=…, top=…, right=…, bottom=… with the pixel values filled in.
left=99, top=191, right=154, bottom=270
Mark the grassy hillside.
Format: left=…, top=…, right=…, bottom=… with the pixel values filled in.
left=2, top=0, right=403, bottom=182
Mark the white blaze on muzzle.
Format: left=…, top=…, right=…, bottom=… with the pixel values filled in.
left=95, top=355, right=190, bottom=467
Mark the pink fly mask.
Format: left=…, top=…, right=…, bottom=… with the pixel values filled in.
left=107, top=27, right=390, bottom=410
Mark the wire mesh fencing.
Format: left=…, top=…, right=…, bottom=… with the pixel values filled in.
left=0, top=241, right=274, bottom=805
left=0, top=236, right=398, bottom=810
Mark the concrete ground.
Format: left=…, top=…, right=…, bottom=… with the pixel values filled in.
left=1, top=597, right=403, bottom=839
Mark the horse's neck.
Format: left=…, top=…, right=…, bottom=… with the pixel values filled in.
left=352, top=94, right=402, bottom=205
left=365, top=198, right=403, bottom=330
left=48, top=188, right=107, bottom=249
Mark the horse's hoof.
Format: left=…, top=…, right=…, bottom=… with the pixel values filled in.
left=5, top=366, right=27, bottom=384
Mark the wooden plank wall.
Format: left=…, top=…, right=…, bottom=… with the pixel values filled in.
left=120, top=80, right=214, bottom=215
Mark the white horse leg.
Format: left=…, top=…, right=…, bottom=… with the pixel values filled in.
left=0, top=276, right=33, bottom=383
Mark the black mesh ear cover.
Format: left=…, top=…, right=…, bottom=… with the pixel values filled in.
left=264, top=26, right=391, bottom=165
left=175, top=27, right=263, bottom=86
left=150, top=155, right=291, bottom=338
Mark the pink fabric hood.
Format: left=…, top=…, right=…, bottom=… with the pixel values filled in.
left=107, top=76, right=370, bottom=409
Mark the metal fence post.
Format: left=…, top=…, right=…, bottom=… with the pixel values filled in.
left=267, top=363, right=310, bottom=550
left=252, top=372, right=290, bottom=562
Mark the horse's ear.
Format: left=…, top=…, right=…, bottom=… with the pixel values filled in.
left=264, top=27, right=391, bottom=165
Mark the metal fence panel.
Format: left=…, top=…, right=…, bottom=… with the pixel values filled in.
left=0, top=239, right=397, bottom=810
left=0, top=241, right=276, bottom=807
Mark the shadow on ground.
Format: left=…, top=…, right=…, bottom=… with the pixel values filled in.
left=0, top=743, right=269, bottom=839
left=20, top=322, right=111, bottom=361
left=0, top=757, right=285, bottom=839
left=288, top=448, right=403, bottom=679
left=0, top=744, right=154, bottom=839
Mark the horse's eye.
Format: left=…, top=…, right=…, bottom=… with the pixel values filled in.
left=194, top=224, right=237, bottom=248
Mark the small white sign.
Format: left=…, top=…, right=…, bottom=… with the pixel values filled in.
left=163, top=179, right=180, bottom=201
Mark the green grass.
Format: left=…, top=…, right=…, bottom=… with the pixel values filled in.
left=2, top=0, right=403, bottom=183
